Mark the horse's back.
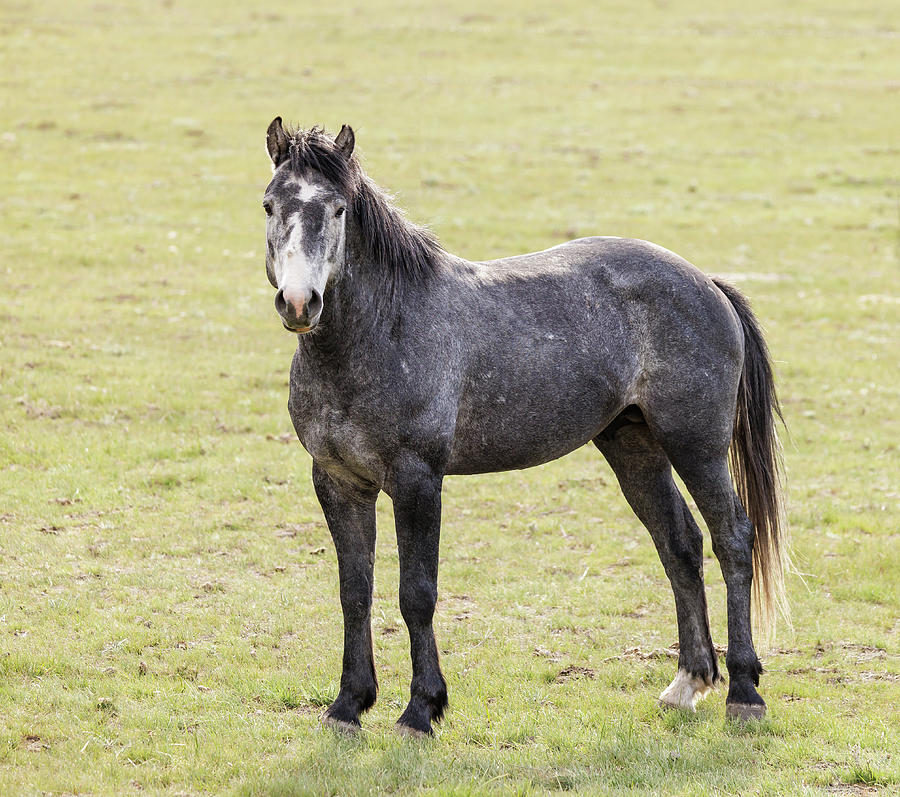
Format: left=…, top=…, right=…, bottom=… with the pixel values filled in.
left=478, top=235, right=743, bottom=361
left=466, top=235, right=742, bottom=373
left=478, top=236, right=722, bottom=294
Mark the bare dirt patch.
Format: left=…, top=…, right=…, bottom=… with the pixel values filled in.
left=555, top=665, right=596, bottom=682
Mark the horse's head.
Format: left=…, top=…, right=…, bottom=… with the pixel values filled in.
left=263, top=118, right=355, bottom=334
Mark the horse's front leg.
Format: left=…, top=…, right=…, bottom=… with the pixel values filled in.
left=390, top=456, right=448, bottom=736
left=313, top=462, right=379, bottom=732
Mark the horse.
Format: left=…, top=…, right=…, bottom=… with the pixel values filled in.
left=261, top=117, right=788, bottom=736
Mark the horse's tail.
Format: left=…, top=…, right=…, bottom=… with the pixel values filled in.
left=713, top=279, right=790, bottom=645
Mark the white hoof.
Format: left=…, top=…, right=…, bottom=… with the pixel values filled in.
left=658, top=668, right=713, bottom=712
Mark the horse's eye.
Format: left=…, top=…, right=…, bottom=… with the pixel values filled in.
left=335, top=206, right=345, bottom=218
left=263, top=201, right=273, bottom=216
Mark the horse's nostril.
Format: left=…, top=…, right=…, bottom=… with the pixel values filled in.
left=308, top=289, right=323, bottom=318
left=274, top=288, right=287, bottom=316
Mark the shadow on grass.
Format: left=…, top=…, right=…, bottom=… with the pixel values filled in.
left=237, top=711, right=781, bottom=795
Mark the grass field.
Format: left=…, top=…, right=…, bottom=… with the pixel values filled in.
left=1, top=0, right=898, bottom=794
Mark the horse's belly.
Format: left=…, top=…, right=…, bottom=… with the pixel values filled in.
left=446, top=391, right=621, bottom=475
left=446, top=432, right=598, bottom=474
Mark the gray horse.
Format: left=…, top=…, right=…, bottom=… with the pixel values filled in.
left=262, top=118, right=788, bottom=736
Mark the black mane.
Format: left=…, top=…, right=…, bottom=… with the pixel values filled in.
left=281, top=125, right=444, bottom=282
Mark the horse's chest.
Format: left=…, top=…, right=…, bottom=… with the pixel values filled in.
left=288, top=389, right=385, bottom=484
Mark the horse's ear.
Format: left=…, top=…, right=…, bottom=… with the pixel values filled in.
left=266, top=116, right=289, bottom=166
left=334, top=124, right=355, bottom=159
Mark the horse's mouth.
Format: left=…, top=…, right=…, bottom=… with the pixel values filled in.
left=282, top=322, right=314, bottom=334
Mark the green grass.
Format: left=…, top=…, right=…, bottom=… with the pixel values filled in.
left=1, top=0, right=898, bottom=794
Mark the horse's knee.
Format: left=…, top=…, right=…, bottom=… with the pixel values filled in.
left=672, top=506, right=704, bottom=568
left=399, top=577, right=437, bottom=626
left=338, top=570, right=374, bottom=625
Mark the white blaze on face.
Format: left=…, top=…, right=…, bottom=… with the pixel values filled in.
left=292, top=177, right=323, bottom=202
left=269, top=176, right=347, bottom=305
left=277, top=179, right=320, bottom=300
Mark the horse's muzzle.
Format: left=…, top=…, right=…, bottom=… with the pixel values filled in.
left=275, top=286, right=322, bottom=333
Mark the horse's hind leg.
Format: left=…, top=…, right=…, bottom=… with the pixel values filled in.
left=664, top=449, right=766, bottom=720
left=595, top=417, right=720, bottom=710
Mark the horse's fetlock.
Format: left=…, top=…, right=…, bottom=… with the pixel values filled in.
left=430, top=687, right=449, bottom=722
left=346, top=674, right=377, bottom=713
left=358, top=685, right=377, bottom=713
left=726, top=679, right=765, bottom=708
left=680, top=652, right=720, bottom=687
left=396, top=696, right=436, bottom=736
left=725, top=647, right=761, bottom=679
left=410, top=672, right=448, bottom=721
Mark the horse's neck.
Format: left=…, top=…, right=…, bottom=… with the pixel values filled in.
left=297, top=258, right=398, bottom=362
left=299, top=215, right=447, bottom=360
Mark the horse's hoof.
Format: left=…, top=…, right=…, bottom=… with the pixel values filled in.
left=322, top=714, right=361, bottom=735
left=658, top=668, right=712, bottom=712
left=725, top=702, right=766, bottom=721
left=395, top=722, right=431, bottom=739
